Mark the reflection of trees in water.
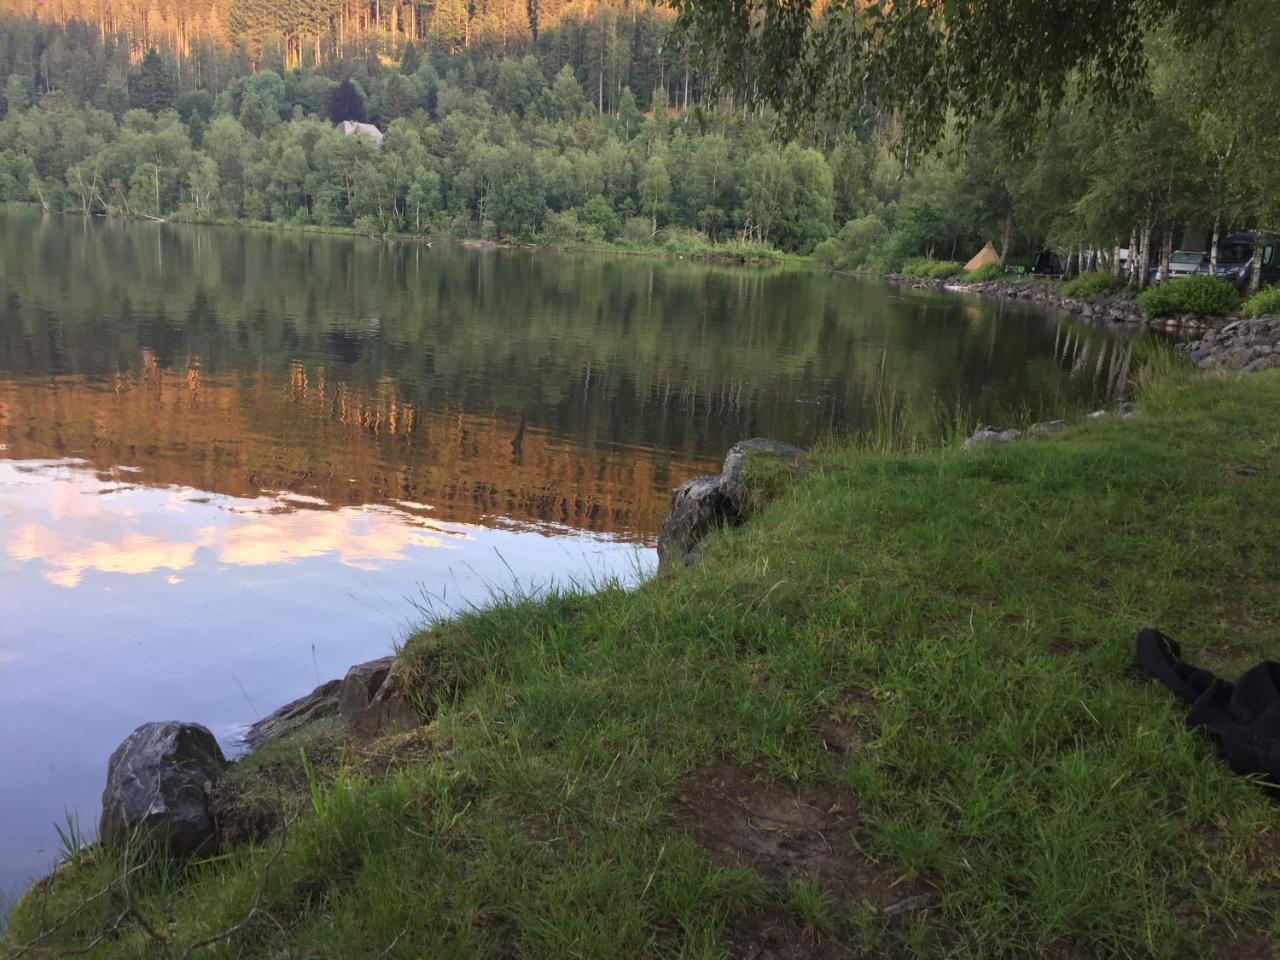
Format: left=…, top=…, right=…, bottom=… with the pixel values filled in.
left=0, top=367, right=678, bottom=535
left=0, top=212, right=1144, bottom=530
left=1051, top=318, right=1136, bottom=401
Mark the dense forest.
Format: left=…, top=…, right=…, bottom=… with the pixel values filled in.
left=0, top=0, right=1275, bottom=276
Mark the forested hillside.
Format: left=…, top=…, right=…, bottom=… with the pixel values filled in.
left=0, top=0, right=1275, bottom=272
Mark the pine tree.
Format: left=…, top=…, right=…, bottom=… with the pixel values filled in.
left=381, top=73, right=417, bottom=121
left=128, top=49, right=173, bottom=113
left=399, top=40, right=420, bottom=74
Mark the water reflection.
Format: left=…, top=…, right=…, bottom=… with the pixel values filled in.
left=0, top=209, right=1151, bottom=901
left=3, top=460, right=475, bottom=588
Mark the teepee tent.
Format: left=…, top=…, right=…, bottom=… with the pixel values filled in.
left=965, top=242, right=1002, bottom=272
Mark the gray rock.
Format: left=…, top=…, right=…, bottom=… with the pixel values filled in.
left=719, top=438, right=811, bottom=515
left=657, top=438, right=810, bottom=569
left=338, top=657, right=419, bottom=740
left=243, top=679, right=342, bottom=747
left=1028, top=419, right=1067, bottom=436
left=244, top=657, right=420, bottom=747
left=1241, top=354, right=1280, bottom=374
left=100, top=722, right=226, bottom=857
left=1182, top=317, right=1280, bottom=371
left=656, top=474, right=738, bottom=569
left=964, top=426, right=1022, bottom=449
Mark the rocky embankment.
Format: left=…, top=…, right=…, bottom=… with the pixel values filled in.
left=1178, top=316, right=1280, bottom=373
left=882, top=274, right=1210, bottom=333
left=95, top=657, right=419, bottom=856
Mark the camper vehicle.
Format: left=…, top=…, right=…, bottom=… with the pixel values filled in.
left=1202, top=232, right=1280, bottom=290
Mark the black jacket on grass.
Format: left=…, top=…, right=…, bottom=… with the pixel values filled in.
left=1137, top=628, right=1280, bottom=785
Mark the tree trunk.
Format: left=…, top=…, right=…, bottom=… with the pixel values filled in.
left=1249, top=236, right=1264, bottom=293
left=1160, top=232, right=1172, bottom=285
left=1111, top=246, right=1122, bottom=279
left=1127, top=228, right=1138, bottom=286
left=999, top=208, right=1012, bottom=265
left=1136, top=222, right=1153, bottom=290
left=1209, top=214, right=1220, bottom=273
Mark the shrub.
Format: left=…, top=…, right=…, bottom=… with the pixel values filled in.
left=662, top=227, right=711, bottom=255
left=620, top=216, right=653, bottom=246
left=1062, top=271, right=1122, bottom=298
left=1242, top=285, right=1280, bottom=318
left=541, top=209, right=604, bottom=245
left=1137, top=275, right=1238, bottom=317
left=660, top=230, right=784, bottom=263
left=578, top=195, right=619, bottom=240
left=813, top=214, right=889, bottom=270
left=963, top=262, right=1005, bottom=283
left=902, top=257, right=962, bottom=279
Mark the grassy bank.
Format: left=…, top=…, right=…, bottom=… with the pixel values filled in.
left=7, top=363, right=1280, bottom=959
left=40, top=205, right=801, bottom=267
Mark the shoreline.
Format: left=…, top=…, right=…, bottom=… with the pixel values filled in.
left=880, top=272, right=1218, bottom=333
left=13, top=204, right=802, bottom=268
left=8, top=321, right=1280, bottom=955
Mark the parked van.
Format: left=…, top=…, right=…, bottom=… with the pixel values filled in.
left=1202, top=232, right=1280, bottom=290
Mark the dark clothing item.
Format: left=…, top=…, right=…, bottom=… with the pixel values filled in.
left=1137, top=628, right=1280, bottom=785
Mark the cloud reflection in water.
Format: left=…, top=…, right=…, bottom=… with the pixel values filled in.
left=2, top=459, right=479, bottom=588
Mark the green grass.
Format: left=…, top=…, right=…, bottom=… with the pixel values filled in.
left=7, top=364, right=1280, bottom=958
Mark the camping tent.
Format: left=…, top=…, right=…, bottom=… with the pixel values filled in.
left=965, top=242, right=1001, bottom=272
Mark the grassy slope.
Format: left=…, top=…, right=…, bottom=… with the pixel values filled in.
left=7, top=365, right=1280, bottom=959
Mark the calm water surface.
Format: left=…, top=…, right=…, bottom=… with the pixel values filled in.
left=0, top=210, right=1141, bottom=900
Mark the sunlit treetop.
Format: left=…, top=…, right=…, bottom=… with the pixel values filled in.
left=670, top=0, right=1233, bottom=151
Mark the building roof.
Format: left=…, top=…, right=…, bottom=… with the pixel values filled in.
left=338, top=120, right=384, bottom=147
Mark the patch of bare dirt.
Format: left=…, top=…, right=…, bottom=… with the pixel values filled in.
left=724, top=908, right=849, bottom=960
left=674, top=762, right=931, bottom=914
left=817, top=691, right=877, bottom=755
left=1215, top=933, right=1274, bottom=960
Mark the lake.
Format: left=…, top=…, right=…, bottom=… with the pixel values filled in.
left=0, top=209, right=1142, bottom=902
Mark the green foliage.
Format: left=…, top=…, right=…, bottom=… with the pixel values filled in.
left=1242, top=285, right=1280, bottom=318
left=963, top=262, right=1005, bottom=283
left=326, top=79, right=366, bottom=123
left=675, top=0, right=1234, bottom=151
left=127, top=49, right=173, bottom=114
left=1137, top=275, right=1238, bottom=317
left=5, top=73, right=34, bottom=112
left=1062, top=271, right=1123, bottom=298
left=901, top=258, right=962, bottom=279
left=812, top=214, right=888, bottom=270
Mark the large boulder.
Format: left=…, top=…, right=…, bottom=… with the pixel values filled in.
left=656, top=475, right=738, bottom=569
left=100, top=722, right=226, bottom=857
left=657, top=438, right=810, bottom=569
left=337, top=657, right=419, bottom=740
left=244, top=657, right=420, bottom=747
left=243, top=679, right=342, bottom=748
